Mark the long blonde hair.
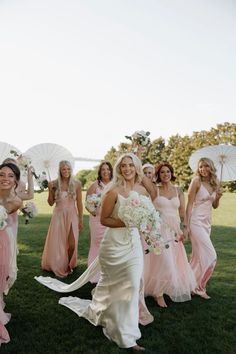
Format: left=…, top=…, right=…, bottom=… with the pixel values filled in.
left=55, top=160, right=76, bottom=199
left=195, top=157, right=218, bottom=189
left=103, top=153, right=143, bottom=195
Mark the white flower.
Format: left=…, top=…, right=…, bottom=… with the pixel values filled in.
left=35, top=172, right=48, bottom=191
left=85, top=194, right=101, bottom=213
left=0, top=205, right=8, bottom=230
left=21, top=202, right=38, bottom=224
left=125, top=130, right=151, bottom=147
left=118, top=191, right=164, bottom=255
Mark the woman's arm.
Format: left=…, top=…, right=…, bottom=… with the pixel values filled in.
left=186, top=177, right=200, bottom=232
left=5, top=196, right=23, bottom=214
left=47, top=181, right=56, bottom=206
left=16, top=167, right=34, bottom=200
left=141, top=176, right=157, bottom=201
left=100, top=189, right=125, bottom=228
left=76, top=181, right=84, bottom=231
left=212, top=184, right=223, bottom=209
left=178, top=187, right=187, bottom=240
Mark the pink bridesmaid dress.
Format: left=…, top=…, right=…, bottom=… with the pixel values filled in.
left=189, top=184, right=217, bottom=296
left=87, top=184, right=107, bottom=283
left=0, top=229, right=11, bottom=346
left=41, top=191, right=79, bottom=278
left=144, top=187, right=196, bottom=302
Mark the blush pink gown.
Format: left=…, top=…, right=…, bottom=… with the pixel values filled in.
left=41, top=191, right=79, bottom=278
left=0, top=228, right=11, bottom=346
left=189, top=184, right=217, bottom=296
left=87, top=183, right=107, bottom=283
left=144, top=187, right=196, bottom=302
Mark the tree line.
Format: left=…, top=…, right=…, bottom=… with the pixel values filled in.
left=76, top=122, right=236, bottom=192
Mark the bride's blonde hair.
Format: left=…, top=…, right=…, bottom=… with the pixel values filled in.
left=103, top=153, right=143, bottom=195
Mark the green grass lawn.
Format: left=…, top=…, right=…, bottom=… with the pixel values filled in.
left=1, top=193, right=236, bottom=354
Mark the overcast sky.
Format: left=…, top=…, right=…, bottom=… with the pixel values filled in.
left=0, top=0, right=235, bottom=171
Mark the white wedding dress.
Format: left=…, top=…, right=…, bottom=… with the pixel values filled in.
left=35, top=194, right=153, bottom=349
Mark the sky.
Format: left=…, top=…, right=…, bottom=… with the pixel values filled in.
left=0, top=0, right=235, bottom=172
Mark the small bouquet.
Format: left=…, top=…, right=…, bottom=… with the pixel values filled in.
left=34, top=172, right=48, bottom=192
left=10, top=150, right=32, bottom=177
left=118, top=191, right=164, bottom=255
left=21, top=202, right=38, bottom=224
left=125, top=130, right=151, bottom=152
left=85, top=194, right=101, bottom=214
left=0, top=206, right=8, bottom=230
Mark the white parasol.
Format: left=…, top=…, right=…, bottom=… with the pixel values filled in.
left=189, top=144, right=236, bottom=182
left=24, top=143, right=75, bottom=181
left=0, top=141, right=22, bottom=164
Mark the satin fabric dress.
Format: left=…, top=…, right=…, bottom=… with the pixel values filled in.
left=0, top=227, right=11, bottom=346
left=144, top=187, right=196, bottom=302
left=189, top=184, right=217, bottom=296
left=36, top=194, right=153, bottom=349
left=87, top=183, right=106, bottom=283
left=41, top=191, right=79, bottom=277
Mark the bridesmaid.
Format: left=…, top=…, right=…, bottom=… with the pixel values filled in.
left=186, top=157, right=222, bottom=299
left=86, top=161, right=113, bottom=283
left=142, top=163, right=155, bottom=182
left=0, top=162, right=22, bottom=346
left=41, top=160, right=83, bottom=278
left=144, top=162, right=196, bottom=307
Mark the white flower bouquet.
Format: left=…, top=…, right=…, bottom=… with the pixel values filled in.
left=34, top=171, right=48, bottom=192
left=118, top=191, right=164, bottom=255
left=0, top=206, right=8, bottom=230
left=85, top=194, right=101, bottom=213
left=21, top=202, right=38, bottom=224
left=125, top=130, right=151, bottom=151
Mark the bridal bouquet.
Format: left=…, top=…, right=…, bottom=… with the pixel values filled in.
left=125, top=130, right=151, bottom=150
left=21, top=202, right=38, bottom=224
left=118, top=191, right=164, bottom=255
left=34, top=171, right=48, bottom=192
left=85, top=194, right=101, bottom=213
left=0, top=206, right=8, bottom=230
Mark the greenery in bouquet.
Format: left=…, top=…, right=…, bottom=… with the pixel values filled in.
left=118, top=190, right=164, bottom=255
left=0, top=205, right=8, bottom=230
left=85, top=193, right=101, bottom=213
left=21, top=202, right=38, bottom=224
left=125, top=130, right=151, bottom=153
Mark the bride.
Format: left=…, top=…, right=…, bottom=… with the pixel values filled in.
left=35, top=152, right=156, bottom=351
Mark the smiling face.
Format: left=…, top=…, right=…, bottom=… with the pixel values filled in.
left=159, top=165, right=172, bottom=183
left=143, top=167, right=154, bottom=180
left=119, top=156, right=136, bottom=182
left=198, top=160, right=211, bottom=179
left=0, top=166, right=17, bottom=190
left=60, top=163, right=72, bottom=179
left=100, top=163, right=112, bottom=182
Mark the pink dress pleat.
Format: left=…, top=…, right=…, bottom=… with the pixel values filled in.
left=0, top=229, right=11, bottom=346
left=144, top=188, right=196, bottom=302
left=41, top=192, right=79, bottom=277
left=87, top=185, right=107, bottom=283
left=189, top=184, right=217, bottom=295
